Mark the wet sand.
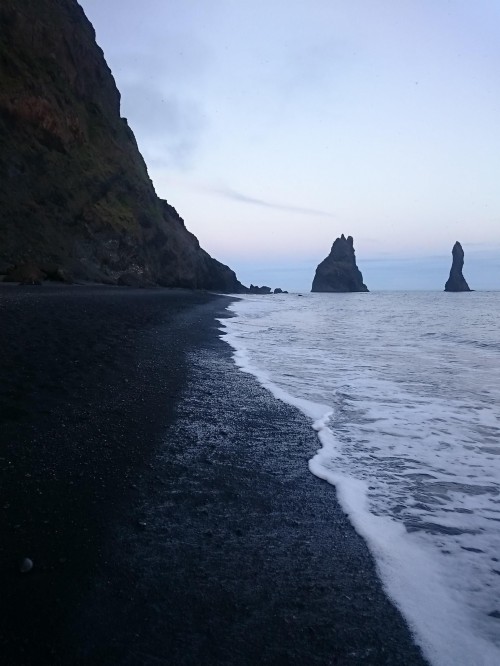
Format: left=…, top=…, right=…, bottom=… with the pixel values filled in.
left=0, top=285, right=428, bottom=665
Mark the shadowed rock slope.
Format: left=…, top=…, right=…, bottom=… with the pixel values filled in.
left=0, top=0, right=245, bottom=290
left=312, top=234, right=368, bottom=292
left=444, top=242, right=471, bottom=292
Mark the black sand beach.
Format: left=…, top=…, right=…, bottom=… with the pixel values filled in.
left=0, top=286, right=428, bottom=665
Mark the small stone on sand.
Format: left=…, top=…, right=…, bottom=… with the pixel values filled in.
left=20, top=558, right=33, bottom=573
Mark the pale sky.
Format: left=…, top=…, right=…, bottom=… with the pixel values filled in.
left=79, top=0, right=500, bottom=290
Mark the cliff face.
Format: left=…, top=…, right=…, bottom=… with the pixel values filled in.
left=444, top=242, right=471, bottom=292
left=311, top=234, right=368, bottom=292
left=0, top=0, right=245, bottom=291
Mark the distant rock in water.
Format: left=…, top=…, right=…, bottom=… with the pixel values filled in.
left=249, top=284, right=272, bottom=294
left=311, top=235, right=368, bottom=293
left=444, top=242, right=471, bottom=292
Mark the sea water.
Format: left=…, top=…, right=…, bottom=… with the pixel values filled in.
left=219, top=291, right=500, bottom=666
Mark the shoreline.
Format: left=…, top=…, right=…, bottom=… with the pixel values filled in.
left=0, top=285, right=427, bottom=664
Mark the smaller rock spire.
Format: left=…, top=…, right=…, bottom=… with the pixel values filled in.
left=444, top=241, right=471, bottom=292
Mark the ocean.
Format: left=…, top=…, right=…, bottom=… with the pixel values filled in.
left=220, top=291, right=500, bottom=666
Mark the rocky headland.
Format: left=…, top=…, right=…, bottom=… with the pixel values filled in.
left=311, top=234, right=368, bottom=292
left=249, top=284, right=272, bottom=294
left=0, top=0, right=245, bottom=291
left=247, top=285, right=288, bottom=294
left=444, top=242, right=471, bottom=292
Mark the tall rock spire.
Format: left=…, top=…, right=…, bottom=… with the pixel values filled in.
left=444, top=242, right=471, bottom=292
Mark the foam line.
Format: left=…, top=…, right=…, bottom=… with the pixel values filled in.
left=218, top=299, right=500, bottom=666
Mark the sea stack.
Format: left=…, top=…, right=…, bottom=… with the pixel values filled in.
left=311, top=235, right=368, bottom=292
left=444, top=242, right=471, bottom=292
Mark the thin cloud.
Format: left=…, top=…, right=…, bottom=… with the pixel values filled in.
left=463, top=241, right=500, bottom=251
left=362, top=253, right=450, bottom=264
left=214, top=187, right=334, bottom=218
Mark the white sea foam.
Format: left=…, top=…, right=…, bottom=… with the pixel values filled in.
left=219, top=292, right=500, bottom=666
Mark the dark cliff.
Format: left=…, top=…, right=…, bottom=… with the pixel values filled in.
left=444, top=242, right=471, bottom=292
left=0, top=0, right=245, bottom=291
left=311, top=234, right=368, bottom=293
